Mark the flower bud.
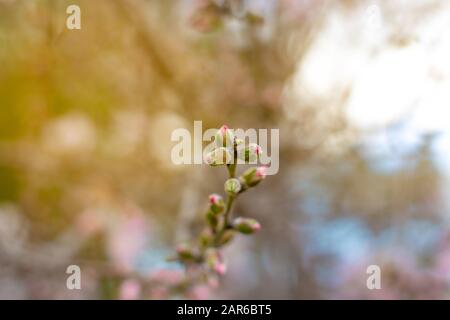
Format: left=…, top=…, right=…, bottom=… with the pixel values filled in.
left=238, top=143, right=263, bottom=163
left=240, top=166, right=267, bottom=187
left=206, top=249, right=227, bottom=276
left=224, top=178, right=241, bottom=194
left=214, top=262, right=227, bottom=276
left=176, top=243, right=195, bottom=260
left=233, top=217, right=261, bottom=234
left=209, top=193, right=224, bottom=213
left=205, top=147, right=232, bottom=166
left=199, top=228, right=214, bottom=248
left=206, top=209, right=219, bottom=229
left=214, top=125, right=235, bottom=148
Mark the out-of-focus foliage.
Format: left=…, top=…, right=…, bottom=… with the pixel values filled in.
left=0, top=0, right=449, bottom=299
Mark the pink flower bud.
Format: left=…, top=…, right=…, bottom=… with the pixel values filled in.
left=240, top=166, right=267, bottom=187
left=208, top=193, right=225, bottom=213
left=251, top=143, right=263, bottom=155
left=214, top=125, right=235, bottom=148
left=255, top=166, right=267, bottom=178
left=206, top=249, right=227, bottom=276
left=214, top=262, right=227, bottom=275
left=238, top=143, right=263, bottom=163
left=209, top=193, right=221, bottom=205
left=233, top=217, right=261, bottom=234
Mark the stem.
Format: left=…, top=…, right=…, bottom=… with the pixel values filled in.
left=223, top=194, right=235, bottom=227
left=227, top=139, right=238, bottom=178
left=214, top=195, right=235, bottom=246
left=227, top=162, right=237, bottom=178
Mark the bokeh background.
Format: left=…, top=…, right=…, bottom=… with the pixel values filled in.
left=1, top=0, right=450, bottom=299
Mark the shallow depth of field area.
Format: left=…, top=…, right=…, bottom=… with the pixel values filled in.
left=1, top=0, right=450, bottom=299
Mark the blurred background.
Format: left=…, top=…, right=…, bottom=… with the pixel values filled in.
left=1, top=0, right=450, bottom=299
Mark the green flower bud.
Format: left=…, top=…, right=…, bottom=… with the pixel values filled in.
left=209, top=193, right=225, bottom=213
left=205, top=147, right=232, bottom=166
left=240, top=166, right=267, bottom=188
left=206, top=209, right=219, bottom=229
left=238, top=143, right=263, bottom=163
left=233, top=217, right=261, bottom=234
left=224, top=178, right=241, bottom=195
left=214, top=125, right=235, bottom=148
left=176, top=243, right=195, bottom=260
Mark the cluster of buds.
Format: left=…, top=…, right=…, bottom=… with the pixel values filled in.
left=174, top=125, right=267, bottom=290
left=205, top=125, right=265, bottom=167
left=204, top=125, right=236, bottom=166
